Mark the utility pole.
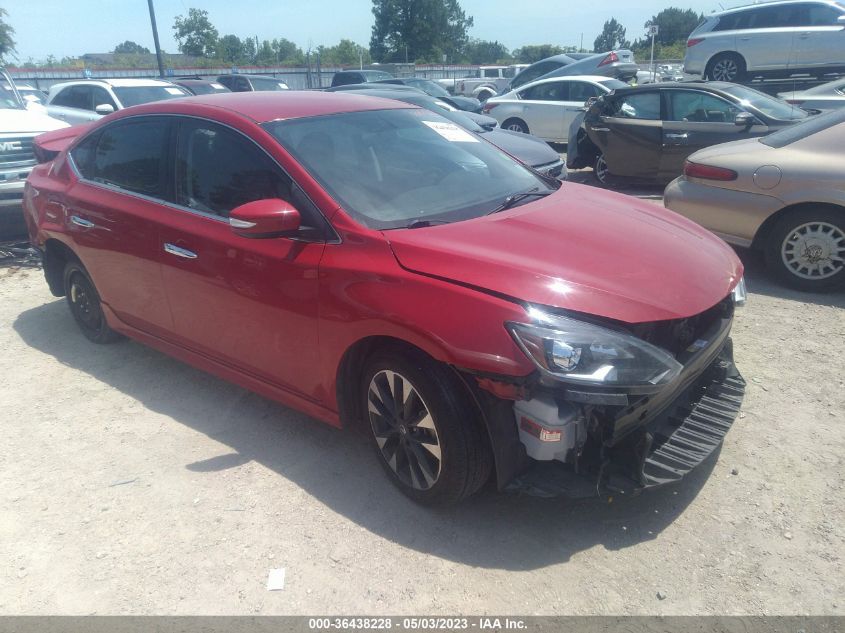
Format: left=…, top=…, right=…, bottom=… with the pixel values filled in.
left=147, top=0, right=166, bottom=78
left=580, top=33, right=583, bottom=53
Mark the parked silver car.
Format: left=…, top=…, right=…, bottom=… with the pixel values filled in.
left=483, top=75, right=627, bottom=142
left=684, top=0, right=845, bottom=82
left=664, top=108, right=845, bottom=291
left=778, top=77, right=845, bottom=110
left=46, top=79, right=190, bottom=125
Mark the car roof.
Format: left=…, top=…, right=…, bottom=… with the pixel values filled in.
left=132, top=91, right=414, bottom=123
left=519, top=74, right=616, bottom=88
left=50, top=78, right=176, bottom=90
left=712, top=0, right=842, bottom=16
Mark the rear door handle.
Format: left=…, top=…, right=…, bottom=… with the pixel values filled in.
left=70, top=215, right=95, bottom=228
left=665, top=133, right=689, bottom=139
left=591, top=127, right=610, bottom=132
left=163, top=243, right=197, bottom=259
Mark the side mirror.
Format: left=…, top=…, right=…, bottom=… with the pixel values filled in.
left=95, top=103, right=115, bottom=115
left=838, top=14, right=845, bottom=25
left=229, top=198, right=301, bottom=239
left=734, top=112, right=755, bottom=128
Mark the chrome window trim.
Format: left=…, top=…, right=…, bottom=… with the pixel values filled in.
left=65, top=112, right=341, bottom=243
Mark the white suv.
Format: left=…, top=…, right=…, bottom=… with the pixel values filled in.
left=685, top=0, right=845, bottom=82
left=46, top=78, right=190, bottom=125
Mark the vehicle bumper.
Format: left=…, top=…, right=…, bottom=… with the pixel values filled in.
left=664, top=177, right=782, bottom=248
left=503, top=304, right=744, bottom=498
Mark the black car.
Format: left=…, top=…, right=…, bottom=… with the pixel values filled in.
left=216, top=74, right=290, bottom=92
left=330, top=69, right=394, bottom=87
left=374, top=77, right=481, bottom=113
left=568, top=81, right=810, bottom=185
left=325, top=84, right=566, bottom=179
left=172, top=78, right=231, bottom=96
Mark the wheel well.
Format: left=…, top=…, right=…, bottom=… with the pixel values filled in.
left=751, top=202, right=845, bottom=251
left=42, top=238, right=79, bottom=297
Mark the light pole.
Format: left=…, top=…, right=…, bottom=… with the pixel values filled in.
left=147, top=0, right=166, bottom=78
left=648, top=23, right=659, bottom=81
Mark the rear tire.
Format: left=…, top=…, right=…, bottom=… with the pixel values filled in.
left=502, top=118, right=529, bottom=134
left=361, top=348, right=492, bottom=505
left=705, top=53, right=746, bottom=82
left=476, top=88, right=496, bottom=102
left=63, top=262, right=123, bottom=344
left=764, top=207, right=845, bottom=292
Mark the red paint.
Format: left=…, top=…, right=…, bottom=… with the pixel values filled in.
left=25, top=92, right=743, bottom=428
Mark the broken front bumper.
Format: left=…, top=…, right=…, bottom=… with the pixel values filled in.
left=506, top=335, right=745, bottom=499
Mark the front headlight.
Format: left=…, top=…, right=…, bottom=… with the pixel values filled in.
left=731, top=276, right=747, bottom=307
left=507, top=308, right=683, bottom=389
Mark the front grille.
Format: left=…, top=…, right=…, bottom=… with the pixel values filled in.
left=630, top=296, right=733, bottom=358
left=0, top=137, right=36, bottom=168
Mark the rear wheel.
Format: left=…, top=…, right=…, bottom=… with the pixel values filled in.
left=705, top=53, right=746, bottom=82
left=502, top=118, right=529, bottom=134
left=63, top=262, right=123, bottom=343
left=593, top=153, right=610, bottom=185
left=362, top=349, right=492, bottom=505
left=476, top=88, right=496, bottom=102
left=764, top=207, right=845, bottom=292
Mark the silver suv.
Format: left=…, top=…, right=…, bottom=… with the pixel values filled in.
left=685, top=0, right=845, bottom=82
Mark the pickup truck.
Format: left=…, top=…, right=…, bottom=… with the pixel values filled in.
left=0, top=69, right=69, bottom=239
left=438, top=65, right=527, bottom=101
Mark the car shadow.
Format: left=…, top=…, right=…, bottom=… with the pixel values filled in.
left=736, top=248, right=845, bottom=308
left=14, top=300, right=719, bottom=571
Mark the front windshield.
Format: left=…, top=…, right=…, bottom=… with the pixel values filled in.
left=113, top=85, right=189, bottom=107
left=720, top=84, right=808, bottom=121
left=265, top=108, right=552, bottom=230
left=249, top=77, right=289, bottom=91
left=409, top=79, right=450, bottom=97
left=0, top=85, right=23, bottom=109
left=761, top=108, right=845, bottom=148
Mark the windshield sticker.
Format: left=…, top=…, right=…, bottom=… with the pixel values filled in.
left=165, top=87, right=185, bottom=95
left=422, top=120, right=479, bottom=143
left=211, top=83, right=225, bottom=89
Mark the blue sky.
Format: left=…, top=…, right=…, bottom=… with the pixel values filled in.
left=8, top=0, right=732, bottom=62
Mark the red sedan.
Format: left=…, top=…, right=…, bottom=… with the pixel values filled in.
left=25, top=92, right=746, bottom=505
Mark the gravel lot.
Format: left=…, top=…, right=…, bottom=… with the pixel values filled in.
left=1, top=182, right=843, bottom=615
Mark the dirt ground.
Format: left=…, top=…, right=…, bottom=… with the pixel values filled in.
left=1, top=183, right=844, bottom=615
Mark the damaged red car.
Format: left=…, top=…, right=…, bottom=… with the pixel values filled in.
left=24, top=91, right=746, bottom=505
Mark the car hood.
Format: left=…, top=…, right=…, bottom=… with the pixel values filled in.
left=385, top=184, right=742, bottom=324
left=446, top=95, right=482, bottom=111
left=482, top=128, right=561, bottom=168
left=0, top=108, right=70, bottom=133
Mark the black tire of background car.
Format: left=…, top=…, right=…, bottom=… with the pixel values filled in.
left=764, top=206, right=845, bottom=292
left=593, top=153, right=610, bottom=185
left=502, top=118, right=529, bottom=134
left=476, top=89, right=496, bottom=103
left=361, top=347, right=493, bottom=505
left=63, top=261, right=124, bottom=344
left=705, top=52, right=747, bottom=83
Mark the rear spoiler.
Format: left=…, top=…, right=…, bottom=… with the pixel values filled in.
left=33, top=123, right=92, bottom=164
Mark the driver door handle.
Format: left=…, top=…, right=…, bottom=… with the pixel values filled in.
left=665, top=133, right=689, bottom=139
left=70, top=215, right=95, bottom=228
left=163, top=243, right=198, bottom=259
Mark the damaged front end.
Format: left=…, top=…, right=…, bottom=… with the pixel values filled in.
left=478, top=292, right=745, bottom=498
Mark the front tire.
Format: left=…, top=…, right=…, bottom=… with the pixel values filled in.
left=362, top=349, right=492, bottom=505
left=764, top=207, right=845, bottom=292
left=593, top=153, right=610, bottom=185
left=705, top=53, right=746, bottom=82
left=502, top=118, right=529, bottom=134
left=63, top=262, right=123, bottom=343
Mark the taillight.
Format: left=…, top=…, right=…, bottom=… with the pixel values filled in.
left=684, top=161, right=737, bottom=181
left=598, top=51, right=619, bottom=67
left=687, top=38, right=705, bottom=47
left=482, top=102, right=499, bottom=114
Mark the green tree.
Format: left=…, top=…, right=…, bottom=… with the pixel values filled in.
left=255, top=40, right=276, bottom=65
left=113, top=40, right=150, bottom=55
left=0, top=8, right=16, bottom=63
left=271, top=38, right=304, bottom=65
left=645, top=7, right=701, bottom=46
left=218, top=34, right=242, bottom=63
left=319, top=39, right=370, bottom=66
left=462, top=38, right=509, bottom=64
left=512, top=44, right=564, bottom=63
left=370, top=0, right=474, bottom=63
left=172, top=8, right=219, bottom=57
left=593, top=18, right=630, bottom=52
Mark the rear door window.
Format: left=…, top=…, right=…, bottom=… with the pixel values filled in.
left=568, top=81, right=602, bottom=103
left=52, top=85, right=93, bottom=110
left=520, top=81, right=569, bottom=101
left=667, top=91, right=742, bottom=122
left=83, top=118, right=171, bottom=198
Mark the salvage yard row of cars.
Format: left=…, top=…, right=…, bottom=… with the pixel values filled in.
left=4, top=0, right=845, bottom=507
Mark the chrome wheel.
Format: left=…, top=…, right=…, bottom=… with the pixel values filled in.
left=504, top=119, right=528, bottom=134
left=367, top=370, right=442, bottom=491
left=781, top=221, right=845, bottom=281
left=594, top=154, right=609, bottom=184
left=712, top=58, right=739, bottom=81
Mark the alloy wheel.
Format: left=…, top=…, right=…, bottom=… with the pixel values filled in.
left=780, top=221, right=845, bottom=280
left=594, top=154, right=609, bottom=184
left=712, top=58, right=738, bottom=82
left=367, top=369, right=442, bottom=491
